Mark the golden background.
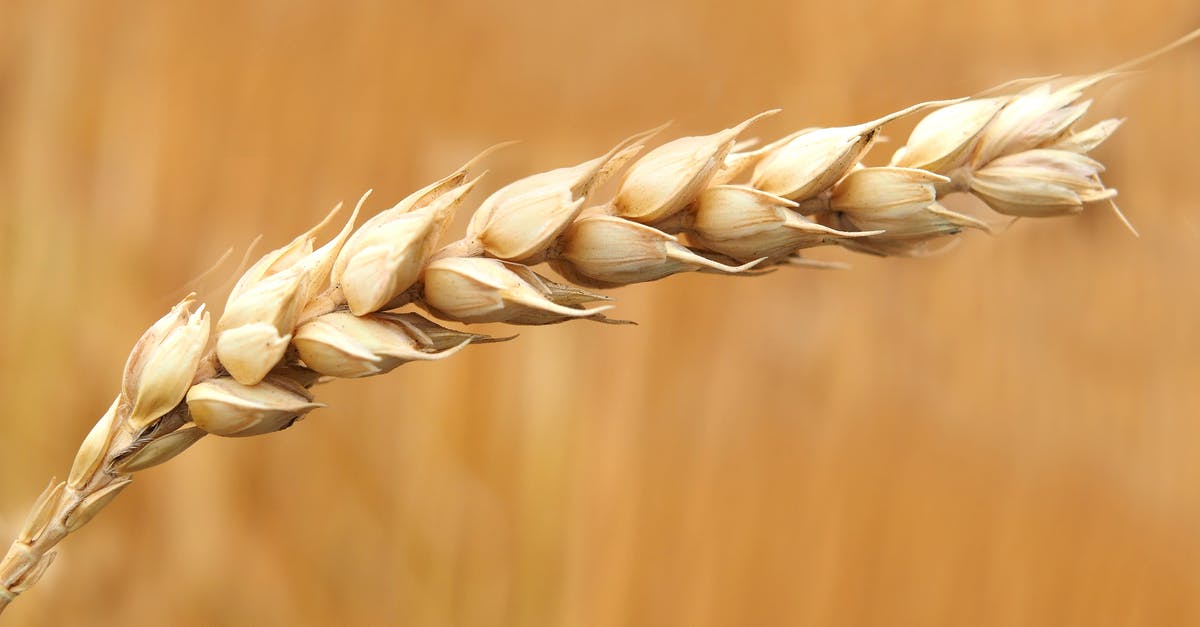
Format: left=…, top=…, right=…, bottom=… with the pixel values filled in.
left=1, top=1, right=1199, bottom=625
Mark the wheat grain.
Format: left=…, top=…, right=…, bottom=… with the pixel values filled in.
left=0, top=31, right=1195, bottom=615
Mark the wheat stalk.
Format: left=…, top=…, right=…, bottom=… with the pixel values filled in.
left=0, top=31, right=1195, bottom=615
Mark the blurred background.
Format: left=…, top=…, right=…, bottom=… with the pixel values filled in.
left=1, top=1, right=1199, bottom=625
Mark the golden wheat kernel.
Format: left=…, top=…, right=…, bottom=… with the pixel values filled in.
left=294, top=315, right=383, bottom=378
left=832, top=200, right=991, bottom=250
left=829, top=167, right=947, bottom=216
left=688, top=185, right=874, bottom=261
left=220, top=270, right=306, bottom=331
left=187, top=376, right=322, bottom=438
left=751, top=128, right=874, bottom=201
left=337, top=210, right=443, bottom=315
left=968, top=148, right=1116, bottom=217
left=970, top=81, right=1094, bottom=167
left=121, top=296, right=196, bottom=408
left=553, top=214, right=760, bottom=286
left=752, top=100, right=959, bottom=201
left=614, top=111, right=777, bottom=223
left=471, top=184, right=583, bottom=262
left=346, top=149, right=497, bottom=280
left=336, top=180, right=476, bottom=315
left=217, top=204, right=360, bottom=384
left=293, top=312, right=472, bottom=379
left=422, top=257, right=611, bottom=324
left=891, top=98, right=1007, bottom=173
left=217, top=272, right=305, bottom=384
left=826, top=167, right=990, bottom=251
left=467, top=129, right=653, bottom=263
left=126, top=305, right=210, bottom=430
left=215, top=322, right=294, bottom=386
left=690, top=185, right=797, bottom=238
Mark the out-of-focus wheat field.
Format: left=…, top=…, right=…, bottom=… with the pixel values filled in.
left=1, top=1, right=1198, bottom=625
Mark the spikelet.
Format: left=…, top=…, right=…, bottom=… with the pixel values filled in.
left=817, top=167, right=990, bottom=255
left=215, top=278, right=303, bottom=385
left=422, top=257, right=612, bottom=324
left=688, top=185, right=878, bottom=262
left=823, top=202, right=984, bottom=257
left=293, top=312, right=479, bottom=378
left=187, top=376, right=323, bottom=437
left=121, top=299, right=190, bottom=403
left=968, top=149, right=1116, bottom=217
left=217, top=203, right=359, bottom=385
left=122, top=297, right=210, bottom=430
left=614, top=111, right=777, bottom=223
left=751, top=100, right=961, bottom=201
left=830, top=167, right=948, bottom=215
left=969, top=77, right=1105, bottom=167
left=465, top=128, right=657, bottom=263
left=552, top=214, right=761, bottom=287
left=333, top=173, right=480, bottom=315
left=891, top=98, right=1007, bottom=173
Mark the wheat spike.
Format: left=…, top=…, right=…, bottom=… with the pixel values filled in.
left=0, top=31, right=1195, bottom=615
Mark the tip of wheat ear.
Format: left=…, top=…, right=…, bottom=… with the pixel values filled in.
left=4, top=28, right=1199, bottom=614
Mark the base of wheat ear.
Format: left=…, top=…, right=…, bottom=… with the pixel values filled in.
left=2, top=33, right=1195, bottom=613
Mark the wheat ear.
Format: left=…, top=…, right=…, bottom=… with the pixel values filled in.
left=0, top=32, right=1194, bottom=613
